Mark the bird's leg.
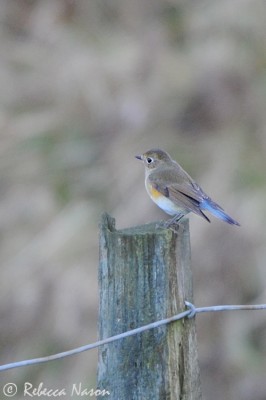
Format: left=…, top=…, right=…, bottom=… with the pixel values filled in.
left=155, top=214, right=185, bottom=233
left=165, top=213, right=184, bottom=228
left=154, top=213, right=185, bottom=233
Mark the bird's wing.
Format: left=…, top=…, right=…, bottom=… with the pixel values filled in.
left=148, top=167, right=212, bottom=222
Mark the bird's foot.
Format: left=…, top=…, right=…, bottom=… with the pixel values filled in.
left=166, top=214, right=184, bottom=232
left=167, top=223, right=181, bottom=234
left=155, top=219, right=181, bottom=234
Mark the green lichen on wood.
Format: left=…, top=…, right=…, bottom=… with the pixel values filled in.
left=98, top=213, right=201, bottom=400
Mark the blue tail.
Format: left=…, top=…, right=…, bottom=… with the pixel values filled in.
left=201, top=199, right=240, bottom=226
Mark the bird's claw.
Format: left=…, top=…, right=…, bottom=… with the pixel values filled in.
left=155, top=220, right=180, bottom=233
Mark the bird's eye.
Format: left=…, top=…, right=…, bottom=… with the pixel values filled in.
left=146, top=157, right=153, bottom=164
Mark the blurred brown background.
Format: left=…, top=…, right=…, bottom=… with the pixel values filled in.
left=0, top=0, right=266, bottom=399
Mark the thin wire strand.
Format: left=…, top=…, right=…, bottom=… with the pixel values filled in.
left=1, top=302, right=266, bottom=372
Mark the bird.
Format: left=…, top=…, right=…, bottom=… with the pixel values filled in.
left=135, top=149, right=240, bottom=228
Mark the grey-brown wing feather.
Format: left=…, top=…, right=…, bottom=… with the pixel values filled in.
left=148, top=166, right=212, bottom=222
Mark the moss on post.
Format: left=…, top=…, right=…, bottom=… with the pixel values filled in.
left=97, top=213, right=201, bottom=400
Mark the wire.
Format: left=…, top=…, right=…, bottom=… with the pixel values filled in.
left=0, top=302, right=266, bottom=372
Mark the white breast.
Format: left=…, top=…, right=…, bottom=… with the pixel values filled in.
left=152, top=195, right=185, bottom=216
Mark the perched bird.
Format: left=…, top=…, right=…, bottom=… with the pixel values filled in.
left=135, top=149, right=240, bottom=227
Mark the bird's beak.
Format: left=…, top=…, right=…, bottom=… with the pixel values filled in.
left=135, top=154, right=143, bottom=160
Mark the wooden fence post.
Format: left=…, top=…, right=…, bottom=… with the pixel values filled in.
left=97, top=213, right=202, bottom=400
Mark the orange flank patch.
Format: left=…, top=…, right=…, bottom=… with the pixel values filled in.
left=145, top=180, right=182, bottom=216
left=147, top=183, right=163, bottom=199
left=150, top=186, right=163, bottom=199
